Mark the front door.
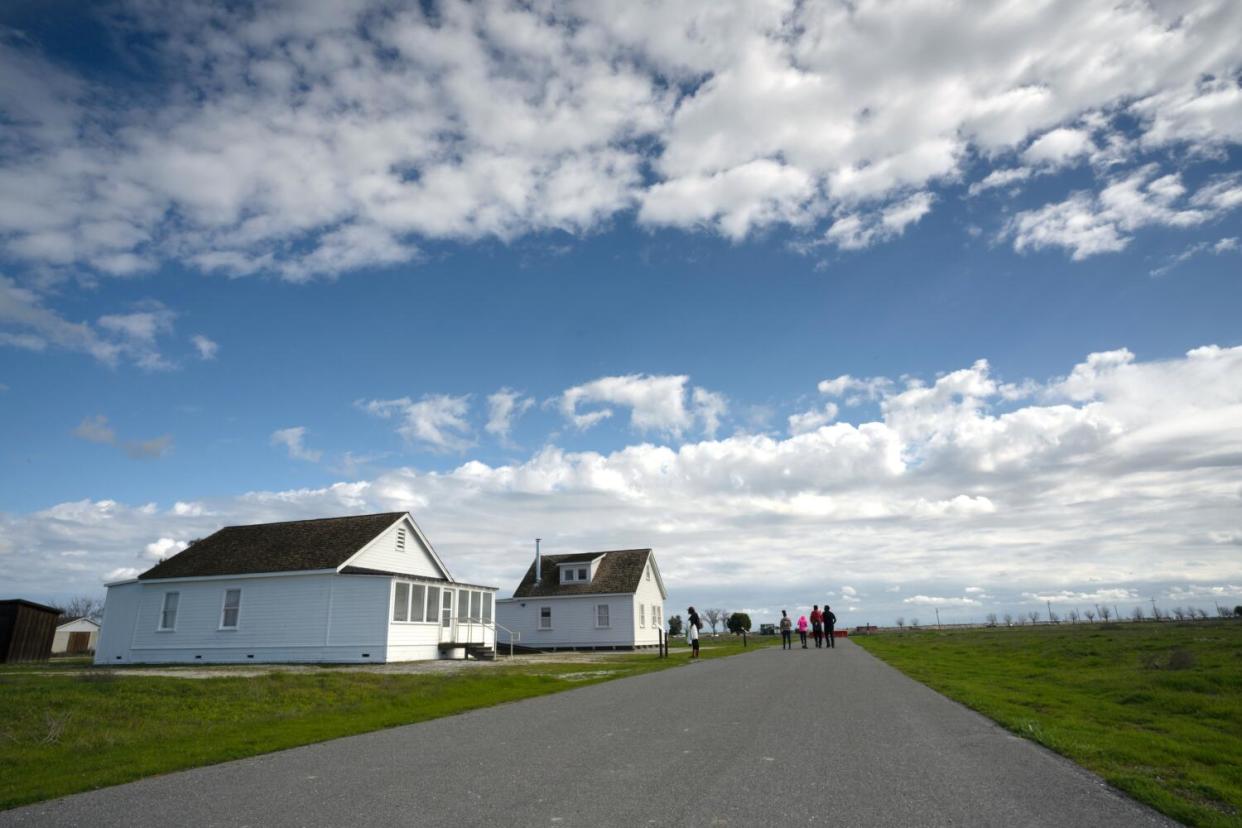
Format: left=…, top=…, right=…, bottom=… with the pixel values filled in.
left=440, top=589, right=454, bottom=642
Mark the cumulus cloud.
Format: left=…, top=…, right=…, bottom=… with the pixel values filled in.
left=3, top=344, right=1241, bottom=620
left=359, top=394, right=474, bottom=452
left=270, top=426, right=323, bottom=463
left=144, top=537, right=188, bottom=561
left=788, top=403, right=839, bottom=435
left=73, top=415, right=116, bottom=445
left=0, top=1, right=1240, bottom=278
left=559, top=374, right=727, bottom=438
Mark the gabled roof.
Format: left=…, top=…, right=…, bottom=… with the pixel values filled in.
left=511, top=549, right=654, bottom=598
left=138, top=512, right=406, bottom=580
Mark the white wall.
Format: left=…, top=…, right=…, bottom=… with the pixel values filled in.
left=349, top=517, right=444, bottom=578
left=630, top=569, right=666, bottom=646
left=497, top=594, right=641, bottom=648
left=96, top=573, right=391, bottom=664
left=386, top=581, right=497, bottom=662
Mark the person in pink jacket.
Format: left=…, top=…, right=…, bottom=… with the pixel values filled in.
left=797, top=614, right=809, bottom=648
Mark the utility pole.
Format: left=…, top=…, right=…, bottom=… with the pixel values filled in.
left=1046, top=600, right=1054, bottom=623
left=935, top=608, right=941, bottom=630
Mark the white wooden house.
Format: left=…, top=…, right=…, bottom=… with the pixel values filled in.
left=495, top=548, right=667, bottom=650
left=52, top=617, right=100, bottom=654
left=95, top=512, right=497, bottom=665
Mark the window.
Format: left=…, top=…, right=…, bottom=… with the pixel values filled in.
left=393, top=583, right=410, bottom=622
left=426, top=587, right=440, bottom=623
left=539, top=606, right=552, bottom=629
left=458, top=589, right=469, bottom=621
left=482, top=593, right=493, bottom=622
left=396, top=527, right=406, bottom=551
left=596, top=604, right=610, bottom=628
left=654, top=606, right=662, bottom=629
left=563, top=568, right=575, bottom=582
left=220, top=589, right=242, bottom=629
left=577, top=567, right=587, bottom=581
left=639, top=603, right=646, bottom=627
left=442, top=590, right=453, bottom=627
left=646, top=565, right=651, bottom=581
left=410, top=584, right=426, bottom=623
left=159, top=592, right=179, bottom=631
left=469, top=591, right=481, bottom=620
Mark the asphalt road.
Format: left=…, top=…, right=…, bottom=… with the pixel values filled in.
left=2, top=640, right=1174, bottom=827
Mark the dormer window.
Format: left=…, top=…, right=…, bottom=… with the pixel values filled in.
left=562, top=565, right=589, bottom=583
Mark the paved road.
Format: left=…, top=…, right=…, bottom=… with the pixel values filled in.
left=2, top=641, right=1173, bottom=827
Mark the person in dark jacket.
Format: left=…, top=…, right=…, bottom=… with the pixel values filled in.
left=810, top=604, right=824, bottom=648
left=687, top=606, right=702, bottom=659
left=823, top=604, right=837, bottom=648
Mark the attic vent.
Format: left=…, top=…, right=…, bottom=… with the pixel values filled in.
left=396, top=528, right=406, bottom=551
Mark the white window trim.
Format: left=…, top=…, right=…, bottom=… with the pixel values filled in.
left=410, top=583, right=427, bottom=624
left=538, top=606, right=552, bottom=630
left=157, top=591, right=179, bottom=632
left=639, top=603, right=646, bottom=628
left=218, top=588, right=242, bottom=630
left=562, top=568, right=575, bottom=582
left=595, top=604, right=610, bottom=628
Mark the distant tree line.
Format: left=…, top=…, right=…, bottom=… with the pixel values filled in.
left=895, top=602, right=1240, bottom=629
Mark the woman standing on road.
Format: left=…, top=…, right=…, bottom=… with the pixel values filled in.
left=779, top=610, right=792, bottom=649
left=797, top=614, right=809, bottom=648
left=810, top=604, right=824, bottom=648
left=687, top=606, right=702, bottom=660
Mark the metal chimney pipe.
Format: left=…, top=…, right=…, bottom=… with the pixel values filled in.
left=535, top=538, right=542, bottom=583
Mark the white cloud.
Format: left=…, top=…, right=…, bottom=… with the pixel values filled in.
left=144, top=537, right=188, bottom=561
left=359, top=394, right=474, bottom=452
left=123, top=435, right=173, bottom=460
left=1022, top=127, right=1094, bottom=167
left=559, top=374, right=726, bottom=438
left=968, top=167, right=1034, bottom=196
left=0, top=1, right=1239, bottom=276
left=1006, top=165, right=1235, bottom=260
left=486, top=389, right=534, bottom=443
left=191, top=334, right=218, bottom=360
left=73, top=415, right=116, bottom=445
left=270, top=426, right=323, bottom=463
left=903, top=595, right=982, bottom=607
left=788, top=402, right=839, bottom=435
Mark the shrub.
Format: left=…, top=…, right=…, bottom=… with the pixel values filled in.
left=668, top=615, right=683, bottom=636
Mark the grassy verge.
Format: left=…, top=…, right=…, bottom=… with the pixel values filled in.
left=855, top=621, right=1242, bottom=827
left=0, top=636, right=773, bottom=810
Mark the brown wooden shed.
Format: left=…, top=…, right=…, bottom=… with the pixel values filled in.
left=0, top=599, right=60, bottom=663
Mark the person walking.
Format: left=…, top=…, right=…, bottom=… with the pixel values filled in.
left=779, top=610, right=792, bottom=649
left=797, top=614, right=809, bottom=648
left=687, top=606, right=702, bottom=659
left=810, top=604, right=824, bottom=648
left=824, top=603, right=837, bottom=648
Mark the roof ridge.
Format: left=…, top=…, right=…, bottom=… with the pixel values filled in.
left=219, top=511, right=405, bottom=530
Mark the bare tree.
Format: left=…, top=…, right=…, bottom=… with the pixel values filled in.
left=1066, top=608, right=1079, bottom=624
left=1130, top=606, right=1145, bottom=622
left=1193, top=607, right=1207, bottom=620
left=1171, top=607, right=1186, bottom=621
left=1098, top=605, right=1112, bottom=622
left=1084, top=608, right=1096, bottom=622
left=54, top=595, right=105, bottom=622
left=1219, top=605, right=1234, bottom=618
left=1047, top=609, right=1060, bottom=624
left=895, top=617, right=905, bottom=628
left=703, top=608, right=723, bottom=634
left=1152, top=606, right=1166, bottom=621
left=1003, top=612, right=1013, bottom=627
left=985, top=612, right=998, bottom=627
left=910, top=617, right=920, bottom=628
left=720, top=610, right=731, bottom=631
left=1027, top=611, right=1040, bottom=625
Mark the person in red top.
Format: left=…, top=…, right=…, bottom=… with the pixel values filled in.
left=810, top=605, right=824, bottom=648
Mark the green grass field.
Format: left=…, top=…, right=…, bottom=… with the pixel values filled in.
left=855, top=621, right=1242, bottom=827
left=0, top=637, right=771, bottom=811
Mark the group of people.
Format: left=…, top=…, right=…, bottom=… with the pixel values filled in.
left=778, top=605, right=836, bottom=649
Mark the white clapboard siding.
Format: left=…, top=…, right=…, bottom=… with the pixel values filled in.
left=631, top=572, right=666, bottom=646
left=95, top=582, right=142, bottom=664
left=348, top=517, right=445, bottom=578
left=497, top=595, right=641, bottom=647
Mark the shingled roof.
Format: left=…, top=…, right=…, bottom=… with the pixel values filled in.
left=511, top=549, right=653, bottom=598
left=138, top=512, right=406, bottom=580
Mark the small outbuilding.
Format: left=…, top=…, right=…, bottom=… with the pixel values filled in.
left=52, top=617, right=101, bottom=654
left=496, top=548, right=667, bottom=651
left=0, top=599, right=60, bottom=663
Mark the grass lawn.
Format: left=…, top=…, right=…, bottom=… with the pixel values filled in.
left=855, top=621, right=1242, bottom=827
left=0, top=636, right=773, bottom=810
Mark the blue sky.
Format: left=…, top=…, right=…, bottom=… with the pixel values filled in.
left=2, top=0, right=1241, bottom=622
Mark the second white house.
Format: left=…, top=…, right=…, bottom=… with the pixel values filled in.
left=496, top=548, right=667, bottom=650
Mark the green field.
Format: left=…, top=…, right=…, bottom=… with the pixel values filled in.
left=855, top=621, right=1242, bottom=827
left=0, top=637, right=772, bottom=810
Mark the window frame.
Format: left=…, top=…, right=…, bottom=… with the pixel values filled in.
left=158, top=591, right=179, bottom=632
left=538, top=606, right=552, bottom=630
left=595, top=603, right=610, bottom=628
left=639, top=603, right=646, bottom=628
left=393, top=582, right=410, bottom=622
left=562, top=568, right=575, bottom=583
left=218, top=588, right=242, bottom=630
left=426, top=586, right=441, bottom=624
left=410, top=584, right=426, bottom=624
left=577, top=567, right=587, bottom=581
